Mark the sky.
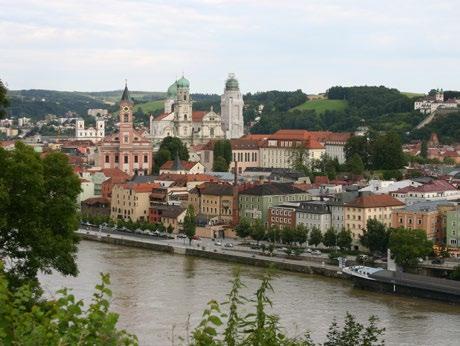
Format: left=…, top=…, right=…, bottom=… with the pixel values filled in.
left=1, top=0, right=459, bottom=94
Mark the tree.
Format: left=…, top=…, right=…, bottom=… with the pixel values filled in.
left=213, top=156, right=229, bottom=172
left=371, top=132, right=406, bottom=170
left=309, top=227, right=322, bottom=247
left=444, top=157, right=455, bottom=165
left=280, top=227, right=296, bottom=245
left=0, top=142, right=81, bottom=287
left=420, top=140, right=428, bottom=159
left=166, top=224, right=174, bottom=234
left=290, top=147, right=312, bottom=177
left=0, top=79, right=9, bottom=118
left=348, top=153, right=364, bottom=176
left=388, top=227, right=433, bottom=271
left=337, top=229, right=353, bottom=251
left=213, top=140, right=232, bottom=168
left=153, top=136, right=189, bottom=173
left=266, top=225, right=281, bottom=243
left=323, top=227, right=338, bottom=248
left=345, top=136, right=369, bottom=166
left=294, top=224, right=309, bottom=245
left=235, top=218, right=252, bottom=239
left=449, top=266, right=460, bottom=281
left=183, top=205, right=196, bottom=245
left=360, top=219, right=389, bottom=255
left=250, top=219, right=266, bottom=244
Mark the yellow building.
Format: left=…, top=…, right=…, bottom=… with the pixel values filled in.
left=344, top=194, right=405, bottom=240
left=110, top=182, right=159, bottom=222
left=188, top=182, right=234, bottom=224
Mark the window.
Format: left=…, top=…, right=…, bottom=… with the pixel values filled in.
left=134, top=155, right=138, bottom=163
left=210, top=127, right=214, bottom=136
left=105, top=155, right=109, bottom=163
left=124, top=113, right=129, bottom=122
left=418, top=219, right=422, bottom=225
left=144, top=155, right=148, bottom=163
left=115, top=155, right=119, bottom=163
left=399, top=218, right=403, bottom=223
left=124, top=156, right=129, bottom=164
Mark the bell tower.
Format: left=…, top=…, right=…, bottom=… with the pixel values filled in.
left=174, top=76, right=192, bottom=139
left=119, top=81, right=134, bottom=148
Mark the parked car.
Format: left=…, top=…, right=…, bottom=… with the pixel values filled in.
left=312, top=250, right=322, bottom=255
left=134, top=228, right=143, bottom=234
left=177, top=233, right=187, bottom=239
left=192, top=235, right=201, bottom=240
left=431, top=258, right=445, bottom=265
left=305, top=248, right=312, bottom=253
left=215, top=241, right=222, bottom=246
left=224, top=243, right=233, bottom=248
left=153, top=230, right=160, bottom=236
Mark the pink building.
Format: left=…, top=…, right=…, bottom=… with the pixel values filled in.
left=98, top=84, right=153, bottom=176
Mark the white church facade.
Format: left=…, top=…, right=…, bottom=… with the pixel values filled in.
left=75, top=118, right=105, bottom=142
left=150, top=74, right=244, bottom=149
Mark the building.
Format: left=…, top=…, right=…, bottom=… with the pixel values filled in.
left=359, top=180, right=422, bottom=195
left=75, top=118, right=105, bottom=142
left=150, top=76, right=233, bottom=148
left=295, top=201, right=332, bottom=233
left=148, top=204, right=186, bottom=232
left=268, top=204, right=297, bottom=229
left=391, top=201, right=456, bottom=245
left=98, top=83, right=153, bottom=176
left=221, top=73, right=244, bottom=139
left=446, top=207, right=460, bottom=256
left=100, top=168, right=131, bottom=200
left=414, top=89, right=459, bottom=114
left=110, top=182, right=159, bottom=222
left=391, top=180, right=460, bottom=205
left=87, top=109, right=109, bottom=117
left=188, top=182, right=234, bottom=224
left=344, top=194, right=405, bottom=241
left=159, top=157, right=205, bottom=175
left=81, top=197, right=111, bottom=218
left=239, top=183, right=311, bottom=224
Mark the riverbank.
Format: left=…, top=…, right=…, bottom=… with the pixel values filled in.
left=78, top=230, right=345, bottom=279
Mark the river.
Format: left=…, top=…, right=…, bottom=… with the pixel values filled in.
left=39, top=240, right=460, bottom=345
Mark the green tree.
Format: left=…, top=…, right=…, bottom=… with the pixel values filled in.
left=444, top=157, right=455, bottom=165
left=360, top=219, right=390, bottom=255
left=449, top=266, right=460, bottom=281
left=323, top=227, right=338, bottom=248
left=166, top=224, right=174, bottom=234
left=213, top=156, right=229, bottom=172
left=348, top=153, right=365, bottom=176
left=345, top=136, right=369, bottom=167
left=420, top=140, right=428, bottom=159
left=0, top=265, right=138, bottom=345
left=213, top=140, right=232, bottom=167
left=337, top=228, right=353, bottom=251
left=290, top=147, right=311, bottom=177
left=152, top=148, right=171, bottom=173
left=0, top=142, right=81, bottom=287
left=294, top=224, right=309, bottom=245
left=309, top=227, right=323, bottom=247
left=250, top=219, right=266, bottom=244
left=266, top=225, right=281, bottom=243
left=0, top=79, right=9, bottom=118
left=371, top=132, right=406, bottom=170
left=183, top=205, right=196, bottom=245
left=153, top=136, right=189, bottom=173
left=280, top=227, right=296, bottom=245
left=235, top=218, right=252, bottom=239
left=388, top=228, right=433, bottom=271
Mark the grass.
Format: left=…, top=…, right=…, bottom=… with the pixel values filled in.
left=401, top=91, right=424, bottom=98
left=134, top=100, right=165, bottom=114
left=291, top=99, right=348, bottom=113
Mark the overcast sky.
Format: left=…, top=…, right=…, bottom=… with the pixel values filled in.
left=1, top=0, right=459, bottom=94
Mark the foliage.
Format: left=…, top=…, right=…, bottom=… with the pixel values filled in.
left=291, top=99, right=348, bottom=113
left=235, top=218, right=252, bottom=239
left=250, top=219, right=266, bottom=244
left=337, top=229, right=353, bottom=251
left=0, top=79, right=9, bottom=118
left=213, top=156, right=229, bottom=172
left=345, top=136, right=370, bottom=167
left=153, top=136, right=189, bottom=173
left=189, top=270, right=385, bottom=345
left=0, top=142, right=81, bottom=287
left=309, top=227, right=323, bottom=247
left=0, top=265, right=138, bottom=345
left=409, top=111, right=460, bottom=144
left=323, top=228, right=338, bottom=248
left=213, top=140, right=232, bottom=167
left=360, top=219, right=390, bottom=255
left=183, top=205, right=196, bottom=245
left=449, top=266, right=460, bottom=281
left=382, top=169, right=403, bottom=181
left=348, top=153, right=365, bottom=176
left=388, top=228, right=433, bottom=271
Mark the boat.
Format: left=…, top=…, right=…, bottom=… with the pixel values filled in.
left=343, top=266, right=460, bottom=304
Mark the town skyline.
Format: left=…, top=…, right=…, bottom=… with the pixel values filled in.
left=1, top=0, right=459, bottom=93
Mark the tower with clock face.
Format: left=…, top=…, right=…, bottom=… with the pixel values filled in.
left=119, top=83, right=134, bottom=147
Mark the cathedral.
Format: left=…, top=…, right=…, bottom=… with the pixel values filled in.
left=150, top=73, right=244, bottom=149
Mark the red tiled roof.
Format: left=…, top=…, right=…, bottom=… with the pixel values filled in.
left=157, top=173, right=220, bottom=183
left=101, top=168, right=131, bottom=180
left=117, top=182, right=160, bottom=193
left=394, top=180, right=457, bottom=194
left=153, top=113, right=171, bottom=121
left=192, top=111, right=207, bottom=122
left=160, top=160, right=199, bottom=171
left=345, top=195, right=405, bottom=208
left=82, top=197, right=110, bottom=205
left=315, top=176, right=329, bottom=184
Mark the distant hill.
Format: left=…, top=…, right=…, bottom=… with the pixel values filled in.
left=290, top=99, right=348, bottom=113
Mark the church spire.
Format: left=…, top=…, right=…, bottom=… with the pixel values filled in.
left=121, top=80, right=131, bottom=102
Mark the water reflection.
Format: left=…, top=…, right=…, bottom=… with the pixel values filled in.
left=40, top=241, right=460, bottom=346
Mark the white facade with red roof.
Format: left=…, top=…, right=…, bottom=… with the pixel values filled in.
left=149, top=76, right=225, bottom=148
left=391, top=180, right=460, bottom=205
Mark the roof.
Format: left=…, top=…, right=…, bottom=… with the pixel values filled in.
left=394, top=180, right=457, bottom=194
left=345, top=194, right=405, bottom=208
left=151, top=204, right=186, bottom=219
left=191, top=182, right=233, bottom=196
left=154, top=113, right=172, bottom=121
left=117, top=182, right=160, bottom=193
left=121, top=83, right=131, bottom=102
left=240, top=183, right=306, bottom=196
left=192, top=111, right=207, bottom=122
left=397, top=200, right=456, bottom=213
left=230, top=139, right=259, bottom=150
left=156, top=173, right=220, bottom=183
left=82, top=197, right=110, bottom=206
left=160, top=160, right=199, bottom=171
left=101, top=168, right=130, bottom=180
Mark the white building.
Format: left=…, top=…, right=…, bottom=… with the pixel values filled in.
left=75, top=118, right=105, bottom=142
left=414, top=89, right=459, bottom=114
left=221, top=73, right=244, bottom=139
left=87, top=109, right=109, bottom=117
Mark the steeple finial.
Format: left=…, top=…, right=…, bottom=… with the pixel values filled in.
left=121, top=80, right=131, bottom=102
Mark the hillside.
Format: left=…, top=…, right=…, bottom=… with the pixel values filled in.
left=290, top=99, right=348, bottom=113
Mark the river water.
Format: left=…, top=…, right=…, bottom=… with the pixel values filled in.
left=39, top=240, right=460, bottom=345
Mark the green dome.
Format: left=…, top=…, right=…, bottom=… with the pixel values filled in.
left=176, top=76, right=190, bottom=88
left=225, top=74, right=239, bottom=91
left=167, top=82, right=177, bottom=98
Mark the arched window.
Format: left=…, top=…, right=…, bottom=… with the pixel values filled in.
left=184, top=114, right=187, bottom=120
left=183, top=94, right=186, bottom=101
left=210, top=127, right=214, bottom=136
left=124, top=113, right=129, bottom=122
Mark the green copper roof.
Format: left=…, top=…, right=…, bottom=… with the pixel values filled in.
left=176, top=76, right=190, bottom=88
left=225, top=74, right=239, bottom=91
left=167, top=82, right=177, bottom=98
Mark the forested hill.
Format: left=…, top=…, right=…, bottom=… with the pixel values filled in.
left=249, top=86, right=428, bottom=139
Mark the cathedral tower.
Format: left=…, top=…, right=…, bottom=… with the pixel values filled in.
left=174, top=76, right=193, bottom=138
left=119, top=82, right=134, bottom=148
left=221, top=73, right=244, bottom=139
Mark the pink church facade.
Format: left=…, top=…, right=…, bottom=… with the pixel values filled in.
left=98, top=84, right=153, bottom=176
